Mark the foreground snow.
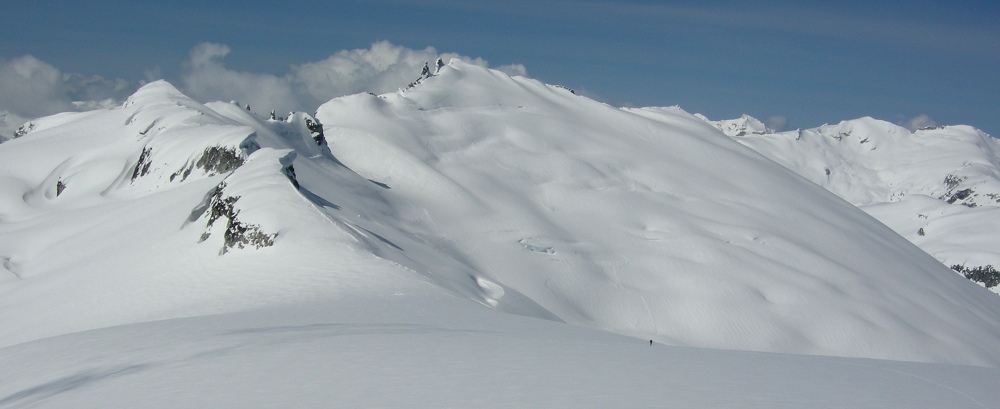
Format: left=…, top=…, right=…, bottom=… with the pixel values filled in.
left=2, top=294, right=999, bottom=408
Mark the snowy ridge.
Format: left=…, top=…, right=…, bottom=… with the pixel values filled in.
left=0, top=78, right=550, bottom=348
left=702, top=115, right=1000, bottom=292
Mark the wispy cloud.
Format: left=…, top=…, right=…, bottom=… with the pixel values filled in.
left=899, top=114, right=939, bottom=131
left=765, top=115, right=789, bottom=132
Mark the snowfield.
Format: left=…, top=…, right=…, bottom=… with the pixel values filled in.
left=3, top=295, right=999, bottom=409
left=1, top=60, right=999, bottom=407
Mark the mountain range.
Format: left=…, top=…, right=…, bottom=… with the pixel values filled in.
left=1, top=60, right=998, bottom=407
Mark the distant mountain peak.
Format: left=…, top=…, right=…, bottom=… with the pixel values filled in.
left=706, top=114, right=1000, bottom=293
left=697, top=113, right=772, bottom=137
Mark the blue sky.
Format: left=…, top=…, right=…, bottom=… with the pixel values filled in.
left=2, top=0, right=998, bottom=134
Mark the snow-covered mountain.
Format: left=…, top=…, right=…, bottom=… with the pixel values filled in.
left=2, top=60, right=1000, bottom=407
left=699, top=114, right=1000, bottom=293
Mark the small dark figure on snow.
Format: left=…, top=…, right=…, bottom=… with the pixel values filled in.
left=649, top=340, right=653, bottom=346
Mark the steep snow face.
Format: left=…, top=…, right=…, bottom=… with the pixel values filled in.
left=3, top=65, right=1000, bottom=366
left=705, top=115, right=1000, bottom=292
left=316, top=60, right=1000, bottom=365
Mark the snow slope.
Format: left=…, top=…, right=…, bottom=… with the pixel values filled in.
left=703, top=115, right=1000, bottom=293
left=0, top=56, right=999, bottom=400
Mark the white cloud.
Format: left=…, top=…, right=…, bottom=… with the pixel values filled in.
left=181, top=43, right=302, bottom=114
left=900, top=114, right=939, bottom=131
left=181, top=41, right=528, bottom=115
left=0, top=110, right=29, bottom=140
left=494, top=64, right=527, bottom=77
left=0, top=55, right=134, bottom=137
left=764, top=115, right=789, bottom=132
left=62, top=73, right=132, bottom=103
left=288, top=41, right=444, bottom=105
left=0, top=56, right=73, bottom=117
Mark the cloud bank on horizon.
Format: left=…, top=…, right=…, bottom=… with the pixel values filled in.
left=0, top=40, right=943, bottom=138
left=0, top=41, right=527, bottom=137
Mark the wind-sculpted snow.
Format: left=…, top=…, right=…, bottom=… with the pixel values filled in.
left=1, top=64, right=1000, bottom=371
left=706, top=115, right=1000, bottom=293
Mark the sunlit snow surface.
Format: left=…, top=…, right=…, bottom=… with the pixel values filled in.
left=1, top=60, right=999, bottom=407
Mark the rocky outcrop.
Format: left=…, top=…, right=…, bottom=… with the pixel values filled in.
left=304, top=116, right=326, bottom=146
left=198, top=182, right=277, bottom=254
left=12, top=122, right=35, bottom=139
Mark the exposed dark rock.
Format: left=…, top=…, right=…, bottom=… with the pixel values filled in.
left=553, top=85, right=577, bottom=95
left=946, top=188, right=974, bottom=204
left=56, top=179, right=66, bottom=196
left=939, top=174, right=978, bottom=206
left=304, top=116, right=326, bottom=146
left=200, top=181, right=277, bottom=254
left=13, top=122, right=35, bottom=139
left=223, top=218, right=275, bottom=253
left=944, top=174, right=966, bottom=190
left=196, top=146, right=245, bottom=175
left=131, top=147, right=154, bottom=181
left=951, top=264, right=1000, bottom=289
left=283, top=163, right=299, bottom=189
